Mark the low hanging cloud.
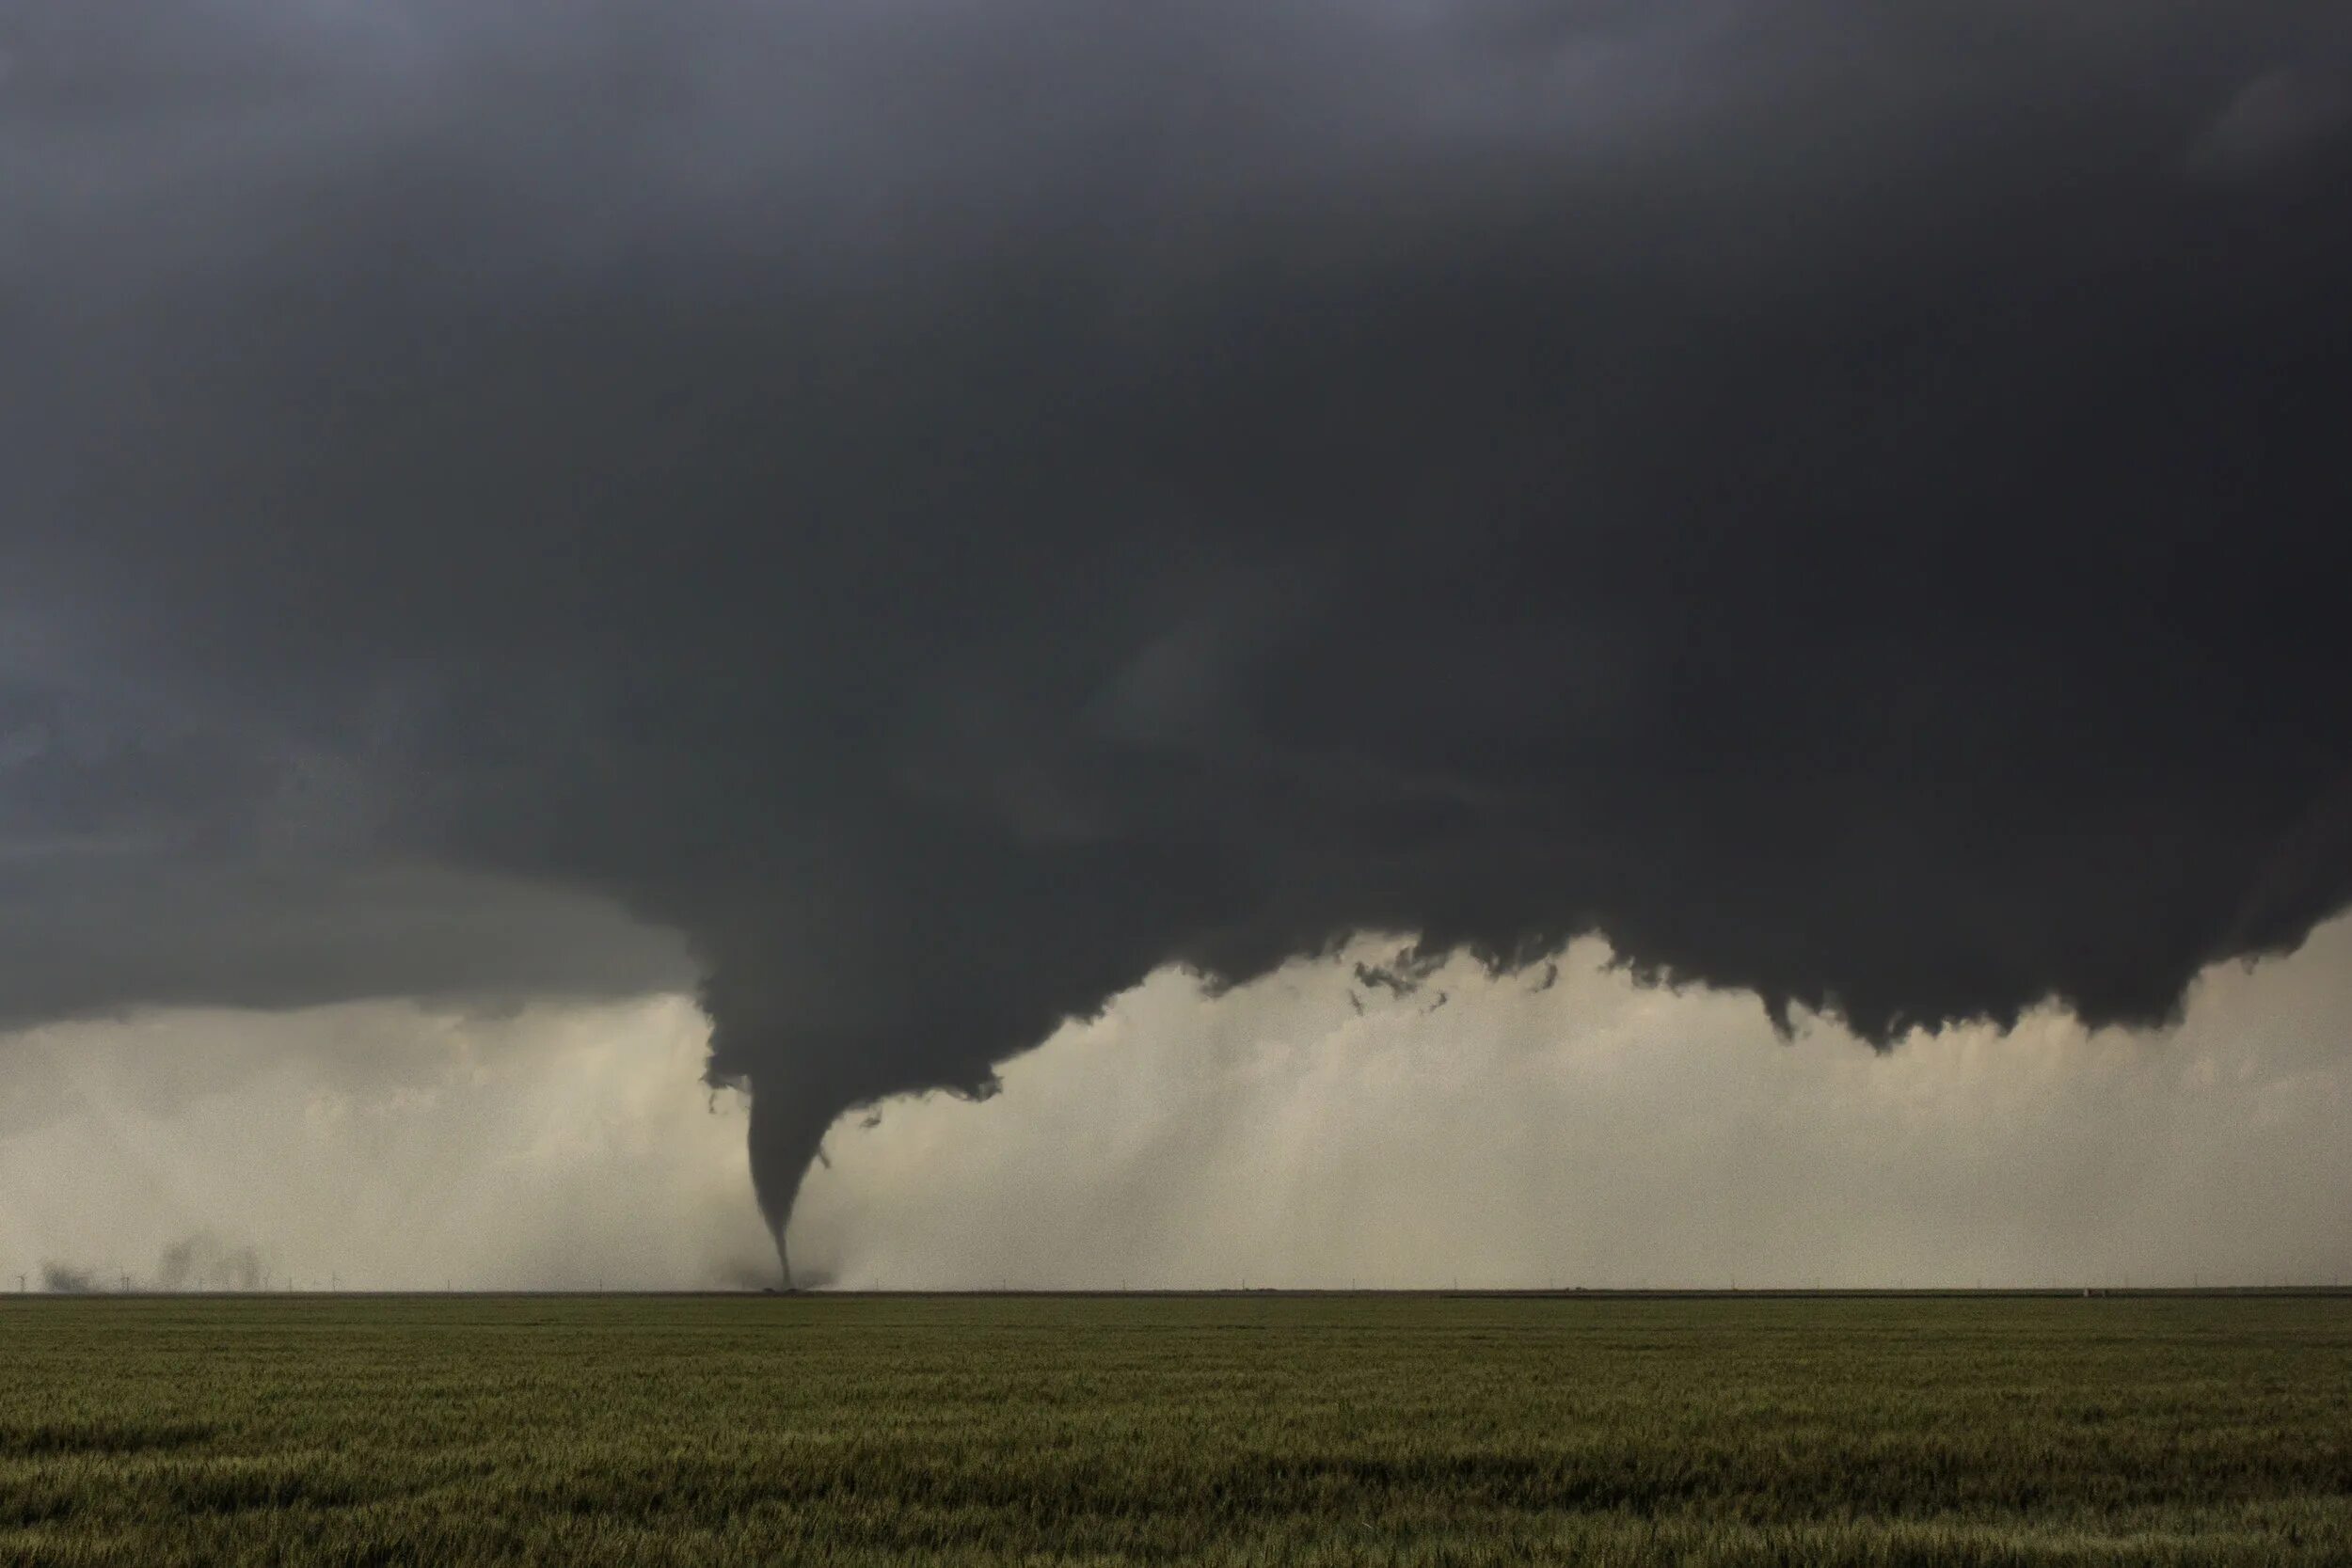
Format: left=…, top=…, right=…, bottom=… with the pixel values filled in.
left=801, top=914, right=2352, bottom=1291
left=3, top=1, right=2351, bottom=1275
left=8, top=915, right=2348, bottom=1291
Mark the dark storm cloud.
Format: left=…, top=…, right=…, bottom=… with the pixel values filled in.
left=6, top=1, right=2351, bottom=1273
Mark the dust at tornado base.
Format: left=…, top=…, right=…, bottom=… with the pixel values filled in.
left=4, top=1293, right=2347, bottom=1566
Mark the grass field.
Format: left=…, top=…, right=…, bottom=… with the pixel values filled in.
left=2, top=1293, right=2346, bottom=1565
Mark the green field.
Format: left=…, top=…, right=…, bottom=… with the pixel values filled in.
left=2, top=1293, right=2346, bottom=1565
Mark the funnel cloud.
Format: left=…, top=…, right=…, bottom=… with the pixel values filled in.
left=4, top=2, right=2351, bottom=1279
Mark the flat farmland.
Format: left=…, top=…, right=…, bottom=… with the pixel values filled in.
left=2, top=1293, right=2346, bottom=1565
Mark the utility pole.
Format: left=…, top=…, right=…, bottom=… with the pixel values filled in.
left=119, top=1274, right=131, bottom=1294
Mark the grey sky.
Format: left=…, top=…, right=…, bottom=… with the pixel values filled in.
left=4, top=1, right=2350, bottom=1278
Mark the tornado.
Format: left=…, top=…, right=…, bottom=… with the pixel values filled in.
left=744, top=1086, right=831, bottom=1291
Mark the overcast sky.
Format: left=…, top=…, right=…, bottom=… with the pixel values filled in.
left=4, top=1, right=2350, bottom=1286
